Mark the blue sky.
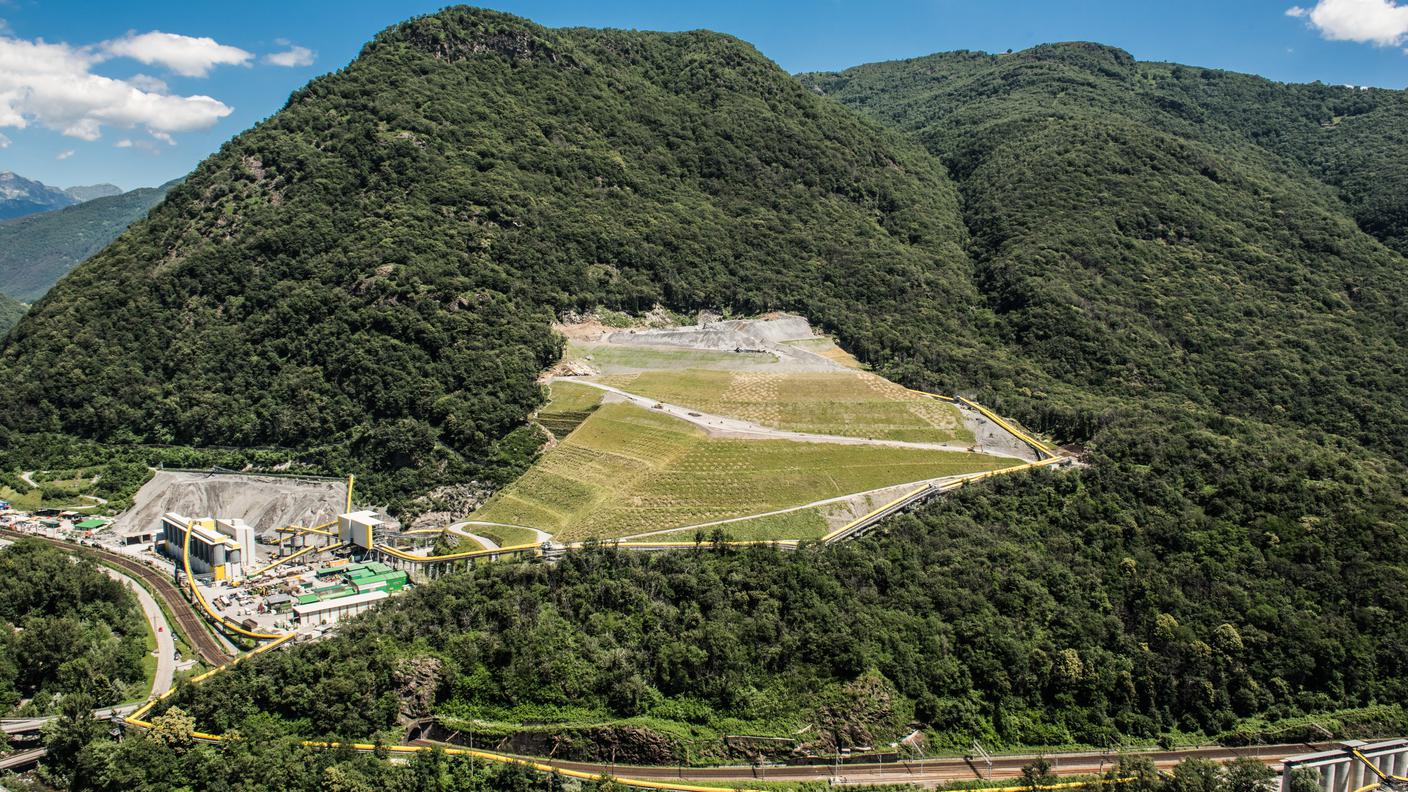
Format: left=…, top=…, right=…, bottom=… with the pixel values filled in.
left=1, top=0, right=1405, bottom=190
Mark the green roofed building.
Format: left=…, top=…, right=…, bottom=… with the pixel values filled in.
left=74, top=518, right=108, bottom=530
left=352, top=570, right=409, bottom=594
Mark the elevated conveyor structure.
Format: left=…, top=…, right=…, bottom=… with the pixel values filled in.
left=371, top=541, right=543, bottom=581
left=243, top=541, right=343, bottom=581
left=1280, top=740, right=1408, bottom=791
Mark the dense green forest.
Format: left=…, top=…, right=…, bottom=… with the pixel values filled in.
left=0, top=7, right=978, bottom=507
left=4, top=5, right=1408, bottom=787
left=0, top=181, right=178, bottom=303
left=0, top=292, right=26, bottom=334
left=141, top=410, right=1408, bottom=759
left=799, top=44, right=1408, bottom=464
left=0, top=540, right=146, bottom=715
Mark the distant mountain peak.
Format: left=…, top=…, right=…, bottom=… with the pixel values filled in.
left=64, top=183, right=123, bottom=202
left=0, top=174, right=130, bottom=222
left=0, top=172, right=72, bottom=220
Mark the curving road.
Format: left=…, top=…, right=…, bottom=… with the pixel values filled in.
left=0, top=529, right=232, bottom=666
left=98, top=566, right=175, bottom=696
left=450, top=520, right=553, bottom=544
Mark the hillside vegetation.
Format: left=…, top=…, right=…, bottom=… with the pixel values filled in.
left=0, top=7, right=978, bottom=507
left=0, top=539, right=147, bottom=715
left=0, top=180, right=177, bottom=302
left=0, top=292, right=25, bottom=334
left=800, top=45, right=1408, bottom=459
left=6, top=7, right=1408, bottom=784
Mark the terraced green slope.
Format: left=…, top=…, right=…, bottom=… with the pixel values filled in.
left=473, top=401, right=1014, bottom=540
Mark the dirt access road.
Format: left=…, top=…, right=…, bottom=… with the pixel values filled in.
left=560, top=378, right=1033, bottom=461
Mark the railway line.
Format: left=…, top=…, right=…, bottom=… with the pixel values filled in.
left=410, top=739, right=1331, bottom=786
left=0, top=528, right=232, bottom=666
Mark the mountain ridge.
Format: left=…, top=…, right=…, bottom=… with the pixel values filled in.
left=0, top=171, right=126, bottom=220
left=0, top=6, right=982, bottom=504
left=10, top=10, right=1408, bottom=785
left=0, top=179, right=179, bottom=302
left=799, top=42, right=1408, bottom=463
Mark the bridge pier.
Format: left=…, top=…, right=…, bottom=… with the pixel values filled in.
left=1283, top=740, right=1408, bottom=792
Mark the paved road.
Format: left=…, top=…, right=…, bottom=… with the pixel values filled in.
left=0, top=748, right=46, bottom=771
left=451, top=521, right=553, bottom=544
left=98, top=566, right=175, bottom=696
left=446, top=523, right=500, bottom=550
left=0, top=529, right=232, bottom=666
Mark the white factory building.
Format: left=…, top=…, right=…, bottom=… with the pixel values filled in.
left=158, top=512, right=255, bottom=582
left=293, top=590, right=388, bottom=625
left=338, top=509, right=382, bottom=550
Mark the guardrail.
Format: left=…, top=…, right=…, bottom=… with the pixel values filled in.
left=821, top=455, right=1067, bottom=544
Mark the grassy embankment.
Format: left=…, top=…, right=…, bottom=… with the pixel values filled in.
left=590, top=368, right=973, bottom=444
left=472, top=401, right=1015, bottom=541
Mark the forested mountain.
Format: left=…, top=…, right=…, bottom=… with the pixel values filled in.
left=8, top=9, right=1408, bottom=784
left=799, top=44, right=1408, bottom=460
left=0, top=291, right=25, bottom=334
left=0, top=7, right=980, bottom=503
left=0, top=180, right=178, bottom=302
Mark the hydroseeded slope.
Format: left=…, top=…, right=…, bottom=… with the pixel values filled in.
left=590, top=368, right=973, bottom=445
left=473, top=401, right=1016, bottom=540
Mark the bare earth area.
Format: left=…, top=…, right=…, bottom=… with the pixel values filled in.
left=464, top=314, right=1043, bottom=542
left=113, top=471, right=351, bottom=540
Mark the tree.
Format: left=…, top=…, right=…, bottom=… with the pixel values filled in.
left=40, top=692, right=107, bottom=789
left=1165, top=758, right=1223, bottom=792
left=1223, top=757, right=1274, bottom=792
left=148, top=706, right=197, bottom=750
left=1286, top=767, right=1321, bottom=792
left=1021, top=756, right=1057, bottom=789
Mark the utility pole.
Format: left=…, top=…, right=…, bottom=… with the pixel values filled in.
left=972, top=740, right=993, bottom=780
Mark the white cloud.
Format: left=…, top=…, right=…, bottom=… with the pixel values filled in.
left=128, top=73, right=167, bottom=92
left=104, top=31, right=251, bottom=77
left=150, top=130, right=174, bottom=145
left=264, top=44, right=315, bottom=68
left=0, top=131, right=8, bottom=148
left=115, top=137, right=162, bottom=153
left=55, top=148, right=72, bottom=159
left=0, top=33, right=234, bottom=143
left=1288, top=0, right=1408, bottom=47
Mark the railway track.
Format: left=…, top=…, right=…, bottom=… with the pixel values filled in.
left=410, top=739, right=1330, bottom=786
left=0, top=529, right=232, bottom=666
